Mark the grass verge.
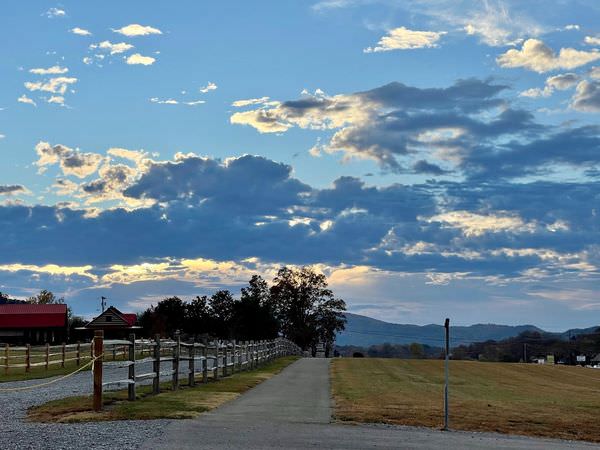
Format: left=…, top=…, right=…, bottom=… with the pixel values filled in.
left=0, top=361, right=91, bottom=383
left=28, top=356, right=299, bottom=423
left=331, top=358, right=600, bottom=442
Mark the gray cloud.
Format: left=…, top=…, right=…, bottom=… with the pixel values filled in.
left=571, top=80, right=600, bottom=112
left=0, top=185, right=27, bottom=195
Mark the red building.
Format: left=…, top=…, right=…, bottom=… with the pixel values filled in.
left=80, top=306, right=140, bottom=339
left=0, top=304, right=68, bottom=344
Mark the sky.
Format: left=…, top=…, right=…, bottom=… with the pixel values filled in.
left=1, top=1, right=600, bottom=330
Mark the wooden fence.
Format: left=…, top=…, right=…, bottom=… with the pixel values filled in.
left=0, top=340, right=162, bottom=375
left=92, top=331, right=302, bottom=411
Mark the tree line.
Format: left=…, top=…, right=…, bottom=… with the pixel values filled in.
left=452, top=329, right=600, bottom=363
left=138, top=266, right=347, bottom=355
left=336, top=342, right=443, bottom=359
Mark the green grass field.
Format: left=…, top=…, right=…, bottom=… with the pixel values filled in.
left=28, top=356, right=299, bottom=423
left=332, top=358, right=600, bottom=442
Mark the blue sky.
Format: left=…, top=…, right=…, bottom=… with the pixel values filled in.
left=1, top=1, right=600, bottom=330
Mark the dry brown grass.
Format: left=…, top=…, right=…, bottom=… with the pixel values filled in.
left=331, top=358, right=600, bottom=442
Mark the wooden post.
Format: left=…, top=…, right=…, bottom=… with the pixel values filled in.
left=76, top=342, right=81, bottom=366
left=25, top=344, right=31, bottom=373
left=61, top=342, right=66, bottom=368
left=128, top=333, right=136, bottom=401
left=188, top=344, right=195, bottom=387
left=153, top=334, right=161, bottom=394
left=223, top=342, right=229, bottom=377
left=172, top=332, right=180, bottom=390
left=93, top=330, right=104, bottom=412
left=45, top=343, right=49, bottom=370
left=4, top=344, right=8, bottom=375
left=202, top=337, right=208, bottom=383
left=214, top=342, right=220, bottom=380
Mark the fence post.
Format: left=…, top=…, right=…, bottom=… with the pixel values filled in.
left=93, top=330, right=104, bottom=412
left=153, top=334, right=161, bottom=394
left=76, top=342, right=81, bottom=366
left=214, top=341, right=220, bottom=380
left=231, top=340, right=236, bottom=374
left=188, top=344, right=195, bottom=387
left=4, top=343, right=8, bottom=375
left=25, top=344, right=31, bottom=373
left=45, top=343, right=49, bottom=370
left=61, top=342, right=66, bottom=368
left=242, top=341, right=246, bottom=371
left=128, top=333, right=136, bottom=401
left=202, top=336, right=208, bottom=383
left=222, top=342, right=228, bottom=378
left=173, top=331, right=180, bottom=390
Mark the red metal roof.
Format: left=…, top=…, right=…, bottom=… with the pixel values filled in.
left=0, top=304, right=67, bottom=328
left=122, top=313, right=137, bottom=326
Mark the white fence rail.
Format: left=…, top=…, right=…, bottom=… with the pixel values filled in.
left=91, top=332, right=301, bottom=410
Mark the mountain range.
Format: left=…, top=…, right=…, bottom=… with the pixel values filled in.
left=336, top=313, right=599, bottom=347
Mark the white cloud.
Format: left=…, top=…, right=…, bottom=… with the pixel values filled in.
left=113, top=24, right=162, bottom=37
left=70, top=27, right=92, bottom=36
left=184, top=100, right=205, bottom=106
left=126, top=53, right=156, bottom=65
left=232, top=97, right=272, bottom=107
left=425, top=211, right=535, bottom=237
left=150, top=97, right=178, bottom=105
left=497, top=39, right=600, bottom=73
left=24, top=77, right=78, bottom=95
left=364, top=27, right=446, bottom=53
left=590, top=66, right=600, bottom=80
left=90, top=41, right=134, bottom=55
left=17, top=95, right=37, bottom=107
left=0, top=134, right=4, bottom=139
left=584, top=36, right=600, bottom=46
left=35, top=141, right=104, bottom=178
left=44, top=7, right=65, bottom=18
left=29, top=65, right=68, bottom=75
left=82, top=57, right=93, bottom=65
left=435, top=0, right=544, bottom=47
left=0, top=263, right=96, bottom=281
left=199, top=82, right=217, bottom=93
left=520, top=73, right=579, bottom=98
left=564, top=24, right=580, bottom=31
left=47, top=95, right=65, bottom=105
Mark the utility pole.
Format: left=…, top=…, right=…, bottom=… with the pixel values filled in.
left=444, top=318, right=450, bottom=431
left=100, top=296, right=107, bottom=313
left=523, top=343, right=527, bottom=363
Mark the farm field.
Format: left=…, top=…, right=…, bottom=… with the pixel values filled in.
left=331, top=358, right=600, bottom=442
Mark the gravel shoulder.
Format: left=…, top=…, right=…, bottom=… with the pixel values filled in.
left=0, top=360, right=174, bottom=450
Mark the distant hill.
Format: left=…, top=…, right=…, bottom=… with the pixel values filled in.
left=337, top=313, right=553, bottom=347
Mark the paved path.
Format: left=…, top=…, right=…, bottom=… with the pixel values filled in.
left=141, top=358, right=600, bottom=450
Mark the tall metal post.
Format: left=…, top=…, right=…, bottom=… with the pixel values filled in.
left=444, top=318, right=450, bottom=431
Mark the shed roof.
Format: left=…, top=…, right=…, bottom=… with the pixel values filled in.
left=0, top=304, right=68, bottom=328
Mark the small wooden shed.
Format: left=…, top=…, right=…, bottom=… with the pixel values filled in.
left=80, top=306, right=139, bottom=339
